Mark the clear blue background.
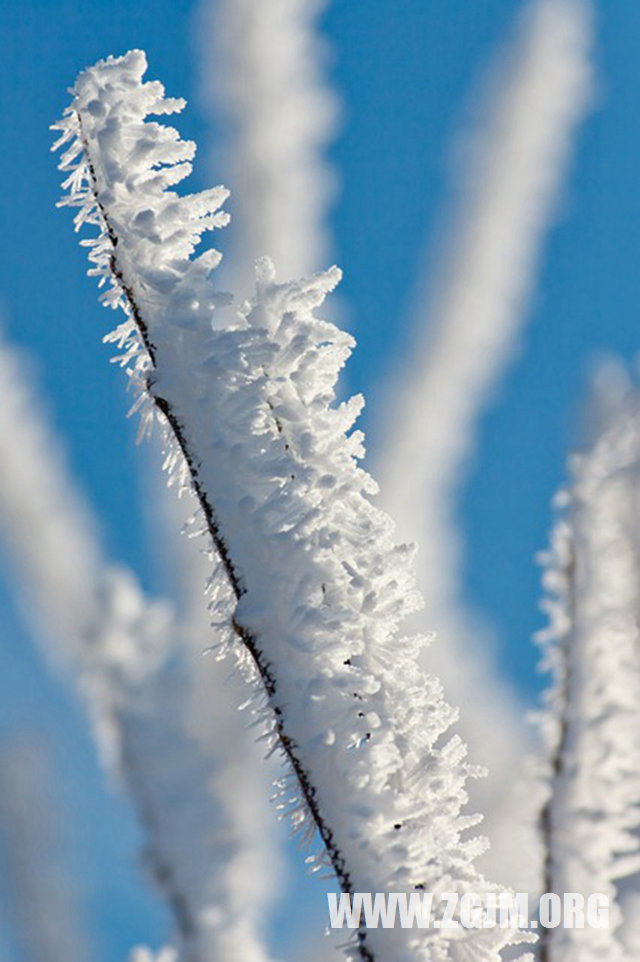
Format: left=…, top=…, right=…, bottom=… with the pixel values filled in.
left=0, top=1, right=638, bottom=958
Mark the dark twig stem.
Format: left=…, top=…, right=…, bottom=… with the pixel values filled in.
left=539, top=545, right=575, bottom=962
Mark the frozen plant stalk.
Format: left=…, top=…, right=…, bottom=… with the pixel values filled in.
left=53, top=50, right=529, bottom=962
left=375, top=0, right=593, bottom=891
left=0, top=330, right=277, bottom=962
left=537, top=380, right=640, bottom=962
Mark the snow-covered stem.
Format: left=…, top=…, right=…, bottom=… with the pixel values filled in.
left=536, top=518, right=573, bottom=962
left=536, top=374, right=640, bottom=961
left=374, top=0, right=593, bottom=890
left=192, top=3, right=337, bottom=942
left=54, top=51, right=531, bottom=962
left=0, top=735, right=91, bottom=962
left=196, top=0, right=337, bottom=296
left=168, top=0, right=339, bottom=940
left=0, top=330, right=278, bottom=962
left=138, top=466, right=286, bottom=955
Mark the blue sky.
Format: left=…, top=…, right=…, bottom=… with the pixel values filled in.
left=1, top=1, right=639, bottom=958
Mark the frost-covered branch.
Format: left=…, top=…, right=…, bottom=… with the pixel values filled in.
left=536, top=372, right=640, bottom=961
left=374, top=0, right=593, bottom=889
left=156, top=2, right=340, bottom=945
left=0, top=330, right=279, bottom=962
left=136, top=487, right=285, bottom=956
left=54, top=50, right=531, bottom=962
left=196, top=0, right=337, bottom=295
left=0, top=735, right=90, bottom=962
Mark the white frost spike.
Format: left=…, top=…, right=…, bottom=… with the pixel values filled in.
left=54, top=50, right=531, bottom=961
left=536, top=372, right=640, bottom=962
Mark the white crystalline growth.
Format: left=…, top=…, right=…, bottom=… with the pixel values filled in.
left=537, top=380, right=640, bottom=962
left=53, top=50, right=531, bottom=962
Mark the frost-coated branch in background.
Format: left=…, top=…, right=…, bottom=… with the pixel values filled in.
left=54, top=51, right=532, bottom=962
left=375, top=0, right=593, bottom=890
left=196, top=0, right=338, bottom=296
left=0, top=330, right=280, bottom=962
left=536, top=370, right=640, bottom=962
left=129, top=949, right=177, bottom=962
left=0, top=735, right=90, bottom=962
